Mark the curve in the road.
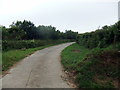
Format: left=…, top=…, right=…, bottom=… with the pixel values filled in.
left=2, top=42, right=74, bottom=88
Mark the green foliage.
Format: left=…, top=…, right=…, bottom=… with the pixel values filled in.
left=76, top=21, right=120, bottom=49
left=61, top=43, right=120, bottom=88
left=74, top=20, right=120, bottom=88
left=65, top=30, right=78, bottom=39
left=9, top=20, right=37, bottom=39
left=2, top=40, right=71, bottom=51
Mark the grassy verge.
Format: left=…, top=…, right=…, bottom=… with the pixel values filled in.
left=61, top=43, right=120, bottom=88
left=2, top=42, right=69, bottom=72
left=61, top=43, right=90, bottom=71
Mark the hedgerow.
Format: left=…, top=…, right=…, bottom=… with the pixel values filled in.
left=2, top=39, right=71, bottom=51
left=76, top=21, right=120, bottom=48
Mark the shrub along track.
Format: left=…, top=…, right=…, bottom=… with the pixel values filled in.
left=61, top=43, right=120, bottom=88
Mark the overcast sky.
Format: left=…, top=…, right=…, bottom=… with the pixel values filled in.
left=0, top=0, right=119, bottom=33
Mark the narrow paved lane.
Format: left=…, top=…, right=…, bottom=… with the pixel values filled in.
left=2, top=42, right=74, bottom=88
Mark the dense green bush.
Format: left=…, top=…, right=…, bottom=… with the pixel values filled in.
left=76, top=21, right=120, bottom=49
left=2, top=39, right=71, bottom=51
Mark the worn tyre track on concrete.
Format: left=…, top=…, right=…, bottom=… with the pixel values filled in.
left=2, top=42, right=74, bottom=88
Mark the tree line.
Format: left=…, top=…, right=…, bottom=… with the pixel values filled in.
left=76, top=21, right=120, bottom=49
left=1, top=20, right=78, bottom=40
left=1, top=20, right=78, bottom=51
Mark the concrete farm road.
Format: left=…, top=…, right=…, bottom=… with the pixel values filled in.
left=2, top=42, right=74, bottom=88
